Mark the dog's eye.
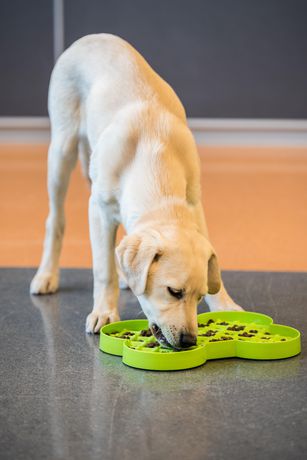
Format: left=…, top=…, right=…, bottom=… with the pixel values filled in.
left=167, top=287, right=184, bottom=299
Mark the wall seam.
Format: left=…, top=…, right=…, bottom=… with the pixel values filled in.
left=53, top=0, right=65, bottom=63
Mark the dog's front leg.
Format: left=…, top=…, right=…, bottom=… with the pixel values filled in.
left=85, top=194, right=120, bottom=333
left=205, top=282, right=243, bottom=312
left=193, top=202, right=243, bottom=312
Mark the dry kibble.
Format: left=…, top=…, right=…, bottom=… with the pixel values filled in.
left=238, top=332, right=255, bottom=338
left=227, top=325, right=245, bottom=331
left=199, top=330, right=216, bottom=337
left=146, top=342, right=160, bottom=348
left=140, top=329, right=152, bottom=337
left=205, top=319, right=215, bottom=326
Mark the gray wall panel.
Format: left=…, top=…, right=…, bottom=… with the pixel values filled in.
left=65, top=0, right=307, bottom=118
left=0, top=0, right=306, bottom=117
left=0, top=0, right=53, bottom=116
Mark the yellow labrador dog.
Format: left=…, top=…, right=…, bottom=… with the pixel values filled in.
left=30, top=34, right=242, bottom=349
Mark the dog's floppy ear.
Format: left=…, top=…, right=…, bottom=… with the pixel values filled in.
left=207, top=253, right=221, bottom=294
left=115, top=231, right=162, bottom=296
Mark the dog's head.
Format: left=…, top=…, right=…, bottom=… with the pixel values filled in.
left=116, top=226, right=221, bottom=349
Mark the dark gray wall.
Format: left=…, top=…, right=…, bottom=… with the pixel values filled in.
left=1, top=0, right=307, bottom=117
left=65, top=0, right=307, bottom=118
left=0, top=0, right=53, bottom=116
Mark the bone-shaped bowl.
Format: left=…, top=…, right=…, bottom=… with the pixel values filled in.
left=99, top=311, right=301, bottom=371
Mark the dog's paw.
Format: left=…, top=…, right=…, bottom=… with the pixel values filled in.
left=225, top=303, right=244, bottom=311
left=30, top=272, right=59, bottom=295
left=210, top=302, right=244, bottom=312
left=85, top=309, right=120, bottom=334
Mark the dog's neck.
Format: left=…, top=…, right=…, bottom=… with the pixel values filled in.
left=130, top=196, right=197, bottom=233
left=121, top=135, right=199, bottom=234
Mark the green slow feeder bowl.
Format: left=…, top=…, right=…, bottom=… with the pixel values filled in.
left=99, top=311, right=301, bottom=371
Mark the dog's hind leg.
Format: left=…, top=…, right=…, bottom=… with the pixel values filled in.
left=30, top=60, right=82, bottom=295
left=30, top=126, right=79, bottom=294
left=78, top=135, right=91, bottom=186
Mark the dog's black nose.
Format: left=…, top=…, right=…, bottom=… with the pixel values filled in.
left=179, top=333, right=197, bottom=348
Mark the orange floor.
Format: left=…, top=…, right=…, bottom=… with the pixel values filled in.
left=1, top=143, right=306, bottom=271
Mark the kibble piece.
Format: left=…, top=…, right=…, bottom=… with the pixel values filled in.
left=249, top=329, right=258, bottom=333
left=145, top=342, right=160, bottom=348
left=238, top=332, right=255, bottom=338
left=198, top=323, right=205, bottom=327
left=209, top=337, right=233, bottom=342
left=217, top=321, right=229, bottom=326
left=264, top=332, right=271, bottom=335
left=280, top=338, right=286, bottom=341
left=206, top=319, right=215, bottom=326
left=199, top=330, right=216, bottom=337
left=140, top=329, right=152, bottom=337
left=227, top=325, right=245, bottom=332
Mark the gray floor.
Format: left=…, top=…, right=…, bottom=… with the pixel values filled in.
left=0, top=268, right=306, bottom=460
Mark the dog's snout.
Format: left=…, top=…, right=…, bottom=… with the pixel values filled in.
left=179, top=332, right=197, bottom=348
